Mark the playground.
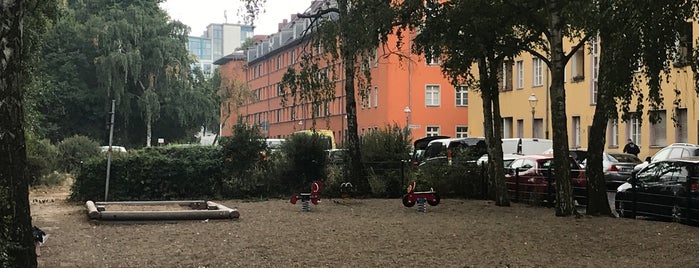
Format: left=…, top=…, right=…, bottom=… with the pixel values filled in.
left=31, top=185, right=699, bottom=267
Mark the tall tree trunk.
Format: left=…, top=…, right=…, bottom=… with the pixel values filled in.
left=343, top=52, right=367, bottom=194
left=547, top=6, right=575, bottom=216
left=479, top=57, right=509, bottom=206
left=146, top=112, right=152, bottom=147
left=0, top=1, right=37, bottom=266
left=586, top=35, right=614, bottom=217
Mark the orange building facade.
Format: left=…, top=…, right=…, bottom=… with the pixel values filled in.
left=216, top=15, right=470, bottom=145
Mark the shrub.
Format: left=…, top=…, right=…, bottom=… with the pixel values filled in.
left=71, top=145, right=224, bottom=201
left=279, top=132, right=328, bottom=192
left=360, top=124, right=411, bottom=197
left=57, top=135, right=100, bottom=174
left=26, top=138, right=58, bottom=185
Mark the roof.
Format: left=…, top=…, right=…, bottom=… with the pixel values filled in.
left=213, top=52, right=247, bottom=65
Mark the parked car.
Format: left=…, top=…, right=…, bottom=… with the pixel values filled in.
left=410, top=135, right=449, bottom=166
left=100, top=146, right=126, bottom=153
left=476, top=153, right=524, bottom=167
left=327, top=148, right=347, bottom=165
left=634, top=143, right=699, bottom=172
left=542, top=148, right=588, bottom=166
left=505, top=154, right=587, bottom=205
left=581, top=152, right=642, bottom=190
left=615, top=157, right=699, bottom=225
left=421, top=137, right=487, bottom=167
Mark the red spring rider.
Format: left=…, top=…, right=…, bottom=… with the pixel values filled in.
left=402, top=181, right=440, bottom=207
left=290, top=181, right=323, bottom=211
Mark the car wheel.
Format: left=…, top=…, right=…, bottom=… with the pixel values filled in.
left=616, top=200, right=634, bottom=219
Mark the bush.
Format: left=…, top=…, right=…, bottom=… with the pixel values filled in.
left=413, top=161, right=486, bottom=198
left=35, top=172, right=69, bottom=187
left=71, top=145, right=224, bottom=201
left=360, top=124, right=411, bottom=197
left=57, top=135, right=100, bottom=174
left=279, top=132, right=328, bottom=192
left=26, top=138, right=58, bottom=185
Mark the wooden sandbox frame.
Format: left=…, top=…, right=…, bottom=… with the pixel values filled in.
left=85, top=200, right=240, bottom=221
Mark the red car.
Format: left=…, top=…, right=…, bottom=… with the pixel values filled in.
left=505, top=154, right=587, bottom=205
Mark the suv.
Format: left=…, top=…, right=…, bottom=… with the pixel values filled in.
left=634, top=143, right=699, bottom=172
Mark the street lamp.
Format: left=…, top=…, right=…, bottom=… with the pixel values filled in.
left=528, top=93, right=538, bottom=138
left=403, top=106, right=411, bottom=129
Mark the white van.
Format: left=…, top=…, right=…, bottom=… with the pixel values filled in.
left=501, top=138, right=552, bottom=155
left=265, top=139, right=286, bottom=152
left=422, top=137, right=488, bottom=166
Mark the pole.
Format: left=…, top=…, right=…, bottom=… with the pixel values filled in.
left=531, top=107, right=536, bottom=138
left=105, top=99, right=115, bottom=201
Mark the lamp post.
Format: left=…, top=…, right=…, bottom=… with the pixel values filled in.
left=403, top=106, right=411, bottom=130
left=528, top=93, right=538, bottom=138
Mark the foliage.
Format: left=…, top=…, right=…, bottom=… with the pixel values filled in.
left=360, top=124, right=411, bottom=197
left=71, top=145, right=224, bottom=201
left=56, top=135, right=101, bottom=174
left=33, top=0, right=216, bottom=148
left=279, top=132, right=329, bottom=191
left=218, top=122, right=270, bottom=197
left=25, top=138, right=59, bottom=185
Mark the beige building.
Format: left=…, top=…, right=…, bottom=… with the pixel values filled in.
left=468, top=21, right=697, bottom=159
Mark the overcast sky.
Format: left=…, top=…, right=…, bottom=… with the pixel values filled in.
left=160, top=0, right=312, bottom=37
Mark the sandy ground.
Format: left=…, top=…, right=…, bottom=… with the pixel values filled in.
left=30, top=185, right=699, bottom=268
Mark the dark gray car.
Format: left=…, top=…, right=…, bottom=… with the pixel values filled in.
left=601, top=153, right=642, bottom=190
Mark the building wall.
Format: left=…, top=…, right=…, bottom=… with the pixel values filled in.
left=222, top=28, right=468, bottom=145
left=468, top=21, right=699, bottom=159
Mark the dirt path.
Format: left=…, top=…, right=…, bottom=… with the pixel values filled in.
left=30, top=187, right=699, bottom=267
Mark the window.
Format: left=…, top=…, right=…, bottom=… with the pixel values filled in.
left=373, top=86, right=378, bottom=107
left=675, top=108, right=688, bottom=143
left=276, top=55, right=281, bottom=70
left=674, top=22, right=693, bottom=67
left=517, top=119, right=524, bottom=138
left=572, top=116, right=581, bottom=148
left=366, top=87, right=371, bottom=109
left=591, top=37, right=599, bottom=104
left=532, top=57, right=543, bottom=87
left=608, top=119, right=619, bottom=147
left=456, top=126, right=468, bottom=138
left=455, top=85, right=468, bottom=106
left=650, top=110, right=667, bottom=147
left=277, top=83, right=284, bottom=96
left=426, top=126, right=440, bottom=137
left=516, top=60, right=524, bottom=89
left=290, top=50, right=295, bottom=65
left=324, top=101, right=330, bottom=116
left=502, top=117, right=513, bottom=138
left=290, top=106, right=296, bottom=120
left=426, top=47, right=441, bottom=65
left=571, top=49, right=585, bottom=81
left=534, top=119, right=543, bottom=139
left=276, top=110, right=281, bottom=123
left=628, top=114, right=641, bottom=146
left=425, top=85, right=441, bottom=106
left=501, top=61, right=513, bottom=91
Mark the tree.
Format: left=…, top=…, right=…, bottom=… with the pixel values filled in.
left=1, top=0, right=58, bottom=266
left=511, top=0, right=595, bottom=216
left=248, top=0, right=396, bottom=194
left=584, top=0, right=695, bottom=216
left=32, top=1, right=215, bottom=148
left=397, top=0, right=539, bottom=206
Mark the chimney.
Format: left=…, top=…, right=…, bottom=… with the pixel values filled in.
left=277, top=19, right=289, bottom=32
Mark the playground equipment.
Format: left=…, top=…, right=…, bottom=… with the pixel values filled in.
left=402, top=181, right=440, bottom=212
left=340, top=182, right=353, bottom=199
left=85, top=200, right=239, bottom=221
left=290, top=181, right=323, bottom=211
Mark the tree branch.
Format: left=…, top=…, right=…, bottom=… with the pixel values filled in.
left=523, top=48, right=552, bottom=67
left=296, top=8, right=340, bottom=19
left=563, top=34, right=591, bottom=63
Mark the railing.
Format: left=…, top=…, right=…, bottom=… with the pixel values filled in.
left=616, top=179, right=698, bottom=225
left=505, top=166, right=588, bottom=207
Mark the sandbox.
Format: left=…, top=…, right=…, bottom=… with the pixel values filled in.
left=85, top=200, right=240, bottom=221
